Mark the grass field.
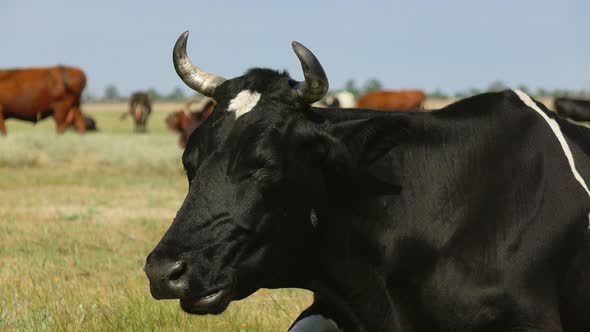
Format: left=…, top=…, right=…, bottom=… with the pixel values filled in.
left=0, top=103, right=311, bottom=332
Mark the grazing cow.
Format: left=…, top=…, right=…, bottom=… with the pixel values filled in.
left=145, top=32, right=590, bottom=332
left=555, top=97, right=590, bottom=122
left=165, top=97, right=215, bottom=147
left=123, top=91, right=152, bottom=132
left=357, top=90, right=425, bottom=110
left=0, top=65, right=87, bottom=135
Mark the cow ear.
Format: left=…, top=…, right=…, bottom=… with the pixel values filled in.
left=321, top=117, right=408, bottom=196
left=287, top=117, right=405, bottom=196
left=327, top=117, right=409, bottom=167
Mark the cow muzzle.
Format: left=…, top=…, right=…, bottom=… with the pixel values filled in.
left=144, top=252, right=188, bottom=300
left=144, top=250, right=235, bottom=315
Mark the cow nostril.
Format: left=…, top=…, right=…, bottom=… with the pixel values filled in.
left=168, top=261, right=186, bottom=281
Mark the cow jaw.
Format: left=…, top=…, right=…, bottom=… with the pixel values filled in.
left=179, top=287, right=233, bottom=315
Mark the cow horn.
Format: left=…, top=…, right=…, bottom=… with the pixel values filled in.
left=291, top=41, right=329, bottom=104
left=173, top=31, right=226, bottom=97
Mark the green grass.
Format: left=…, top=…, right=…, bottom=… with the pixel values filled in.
left=0, top=103, right=311, bottom=331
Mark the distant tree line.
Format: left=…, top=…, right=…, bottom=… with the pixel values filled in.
left=345, top=79, right=590, bottom=100
left=428, top=81, right=590, bottom=99
left=344, top=78, right=384, bottom=98
left=84, top=85, right=196, bottom=103
left=84, top=80, right=590, bottom=103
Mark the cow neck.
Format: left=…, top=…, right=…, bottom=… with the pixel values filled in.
left=303, top=196, right=416, bottom=332
left=300, top=109, right=441, bottom=331
left=306, top=259, right=402, bottom=332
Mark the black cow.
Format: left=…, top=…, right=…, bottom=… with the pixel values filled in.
left=145, top=32, right=590, bottom=331
left=555, top=97, right=590, bottom=122
left=84, top=115, right=97, bottom=131
left=68, top=114, right=97, bottom=131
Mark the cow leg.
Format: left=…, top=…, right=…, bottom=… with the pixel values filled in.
left=0, top=105, right=6, bottom=135
left=53, top=108, right=68, bottom=133
left=51, top=98, right=76, bottom=133
left=70, top=106, right=86, bottom=133
left=139, top=118, right=146, bottom=133
left=143, top=114, right=149, bottom=132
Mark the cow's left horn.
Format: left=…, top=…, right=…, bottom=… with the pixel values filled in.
left=291, top=41, right=329, bottom=104
left=173, top=31, right=226, bottom=97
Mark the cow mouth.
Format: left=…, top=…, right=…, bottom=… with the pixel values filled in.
left=179, top=288, right=233, bottom=315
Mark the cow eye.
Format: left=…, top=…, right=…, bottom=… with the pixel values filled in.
left=251, top=168, right=275, bottom=181
left=238, top=165, right=278, bottom=185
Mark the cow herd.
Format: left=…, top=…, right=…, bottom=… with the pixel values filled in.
left=0, top=66, right=430, bottom=147
left=4, top=30, right=590, bottom=331
left=1, top=64, right=588, bottom=145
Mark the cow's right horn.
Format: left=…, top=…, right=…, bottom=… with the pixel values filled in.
left=291, top=41, right=329, bottom=104
left=173, top=31, right=226, bottom=97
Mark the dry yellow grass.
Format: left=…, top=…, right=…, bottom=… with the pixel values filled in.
left=0, top=105, right=311, bottom=332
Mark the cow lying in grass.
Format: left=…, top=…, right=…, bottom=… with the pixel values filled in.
left=145, top=32, right=590, bottom=331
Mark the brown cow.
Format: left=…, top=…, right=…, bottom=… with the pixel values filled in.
left=165, top=97, right=215, bottom=147
left=0, top=65, right=87, bottom=135
left=357, top=90, right=426, bottom=110
left=122, top=91, right=152, bottom=132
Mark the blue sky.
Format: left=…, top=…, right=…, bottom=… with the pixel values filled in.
left=1, top=0, right=587, bottom=97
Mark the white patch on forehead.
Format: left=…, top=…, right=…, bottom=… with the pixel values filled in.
left=228, top=90, right=261, bottom=119
left=513, top=89, right=590, bottom=228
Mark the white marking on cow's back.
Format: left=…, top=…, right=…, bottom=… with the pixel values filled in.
left=513, top=89, right=590, bottom=227
left=288, top=315, right=342, bottom=332
left=228, top=90, right=261, bottom=119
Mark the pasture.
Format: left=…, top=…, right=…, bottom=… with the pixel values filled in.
left=0, top=96, right=559, bottom=331
left=0, top=103, right=310, bottom=331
